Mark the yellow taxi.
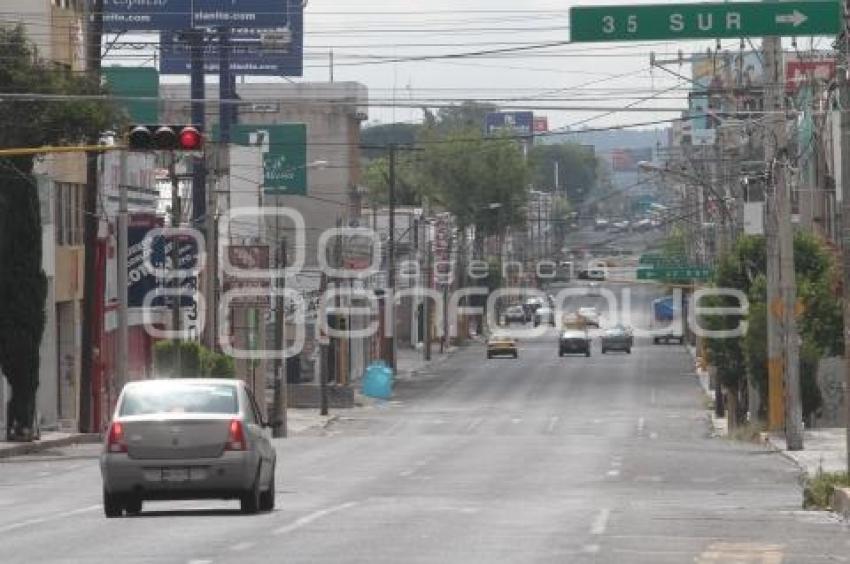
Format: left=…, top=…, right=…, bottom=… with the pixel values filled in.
left=486, top=333, right=518, bottom=359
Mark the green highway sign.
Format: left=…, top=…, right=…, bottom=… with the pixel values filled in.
left=570, top=1, right=841, bottom=43
left=639, top=254, right=688, bottom=267
left=637, top=266, right=713, bottom=281
left=213, top=124, right=308, bottom=195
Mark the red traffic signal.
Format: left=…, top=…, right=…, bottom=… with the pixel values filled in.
left=127, top=125, right=203, bottom=151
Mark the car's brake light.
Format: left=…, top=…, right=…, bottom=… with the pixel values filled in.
left=107, top=421, right=127, bottom=453
left=225, top=419, right=247, bottom=451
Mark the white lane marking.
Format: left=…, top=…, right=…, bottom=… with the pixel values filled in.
left=465, top=417, right=483, bottom=432
left=399, top=469, right=415, bottom=477
left=606, top=469, right=620, bottom=477
left=546, top=416, right=559, bottom=433
left=0, top=504, right=99, bottom=534
left=649, top=432, right=659, bottom=440
left=231, top=542, right=254, bottom=552
left=637, top=417, right=645, bottom=434
left=187, top=560, right=213, bottom=564
left=511, top=418, right=522, bottom=424
left=273, top=502, right=357, bottom=535
left=583, top=544, right=600, bottom=554
left=591, top=508, right=611, bottom=535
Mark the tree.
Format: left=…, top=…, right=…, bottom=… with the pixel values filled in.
left=360, top=123, right=421, bottom=160
left=362, top=153, right=421, bottom=207
left=528, top=143, right=598, bottom=202
left=423, top=101, right=499, bottom=135
left=706, top=233, right=841, bottom=425
left=419, top=129, right=528, bottom=240
left=0, top=26, right=118, bottom=440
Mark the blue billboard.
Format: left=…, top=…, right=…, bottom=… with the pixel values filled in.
left=484, top=112, right=534, bottom=137
left=102, top=0, right=291, bottom=32
left=159, top=14, right=303, bottom=76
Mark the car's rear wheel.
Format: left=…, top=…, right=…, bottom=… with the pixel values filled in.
left=259, top=464, right=276, bottom=512
left=487, top=352, right=493, bottom=359
left=513, top=351, right=518, bottom=359
left=125, top=496, right=142, bottom=516
left=240, top=468, right=262, bottom=514
left=601, top=347, right=606, bottom=354
left=103, top=489, right=123, bottom=518
left=585, top=349, right=591, bottom=357
left=626, top=348, right=632, bottom=354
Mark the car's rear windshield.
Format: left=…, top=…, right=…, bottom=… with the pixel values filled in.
left=119, top=383, right=238, bottom=416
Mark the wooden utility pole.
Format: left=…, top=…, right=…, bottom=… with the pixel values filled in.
left=839, top=0, right=850, bottom=472
left=79, top=0, right=103, bottom=432
left=764, top=35, right=803, bottom=449
left=385, top=145, right=397, bottom=370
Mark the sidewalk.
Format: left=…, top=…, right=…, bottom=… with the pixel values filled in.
left=394, top=343, right=459, bottom=381
left=765, top=429, right=847, bottom=476
left=0, top=432, right=101, bottom=459
left=688, top=344, right=729, bottom=438
left=287, top=409, right=337, bottom=435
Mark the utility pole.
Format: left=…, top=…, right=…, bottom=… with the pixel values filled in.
left=838, top=0, right=850, bottom=472
left=80, top=0, right=104, bottom=432
left=386, top=144, right=397, bottom=371
left=116, top=149, right=129, bottom=396
left=424, top=220, right=432, bottom=362
left=764, top=35, right=803, bottom=449
left=169, top=155, right=182, bottom=376
left=272, top=235, right=287, bottom=437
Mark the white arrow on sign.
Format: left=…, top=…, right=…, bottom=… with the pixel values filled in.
left=775, top=9, right=807, bottom=27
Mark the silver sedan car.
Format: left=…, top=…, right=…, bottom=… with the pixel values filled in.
left=100, top=378, right=276, bottom=517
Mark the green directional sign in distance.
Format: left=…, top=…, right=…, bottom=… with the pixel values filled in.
left=570, top=1, right=841, bottom=43
left=637, top=266, right=713, bottom=281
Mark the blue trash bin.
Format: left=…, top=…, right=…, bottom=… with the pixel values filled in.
left=362, top=361, right=394, bottom=399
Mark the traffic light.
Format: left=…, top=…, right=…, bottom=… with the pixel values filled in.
left=127, top=125, right=203, bottom=151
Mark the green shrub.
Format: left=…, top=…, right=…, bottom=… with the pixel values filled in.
left=802, top=471, right=850, bottom=510
left=153, top=340, right=234, bottom=379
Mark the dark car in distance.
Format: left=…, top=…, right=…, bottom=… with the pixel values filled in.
left=559, top=330, right=591, bottom=357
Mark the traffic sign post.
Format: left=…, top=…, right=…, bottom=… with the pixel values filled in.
left=569, top=1, right=841, bottom=43
left=637, top=266, right=713, bottom=281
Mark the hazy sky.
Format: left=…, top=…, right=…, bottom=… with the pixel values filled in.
left=295, top=0, right=832, bottom=131
left=111, top=0, right=833, bottom=132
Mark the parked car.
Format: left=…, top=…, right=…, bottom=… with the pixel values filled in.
left=594, top=218, right=609, bottom=231
left=577, top=306, right=601, bottom=328
left=487, top=333, right=518, bottom=359
left=601, top=324, right=633, bottom=354
left=503, top=305, right=527, bottom=324
left=534, top=306, right=555, bottom=327
left=559, top=329, right=591, bottom=357
left=100, top=379, right=277, bottom=517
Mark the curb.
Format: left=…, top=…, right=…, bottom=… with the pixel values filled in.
left=0, top=433, right=101, bottom=459
left=830, top=488, right=850, bottom=518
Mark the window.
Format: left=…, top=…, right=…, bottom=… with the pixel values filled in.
left=119, top=383, right=239, bottom=416
left=54, top=182, right=84, bottom=245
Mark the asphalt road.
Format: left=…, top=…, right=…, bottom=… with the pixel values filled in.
left=1, top=285, right=848, bottom=563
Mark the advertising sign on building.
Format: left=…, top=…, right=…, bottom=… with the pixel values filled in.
left=102, top=0, right=294, bottom=32
left=433, top=215, right=451, bottom=288
left=484, top=112, right=534, bottom=137
left=786, top=56, right=836, bottom=92
left=160, top=22, right=303, bottom=76
left=533, top=116, right=549, bottom=134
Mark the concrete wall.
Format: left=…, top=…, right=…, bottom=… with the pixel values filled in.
left=814, top=356, right=845, bottom=428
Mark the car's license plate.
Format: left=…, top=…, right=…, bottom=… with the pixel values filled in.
left=162, top=467, right=189, bottom=482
